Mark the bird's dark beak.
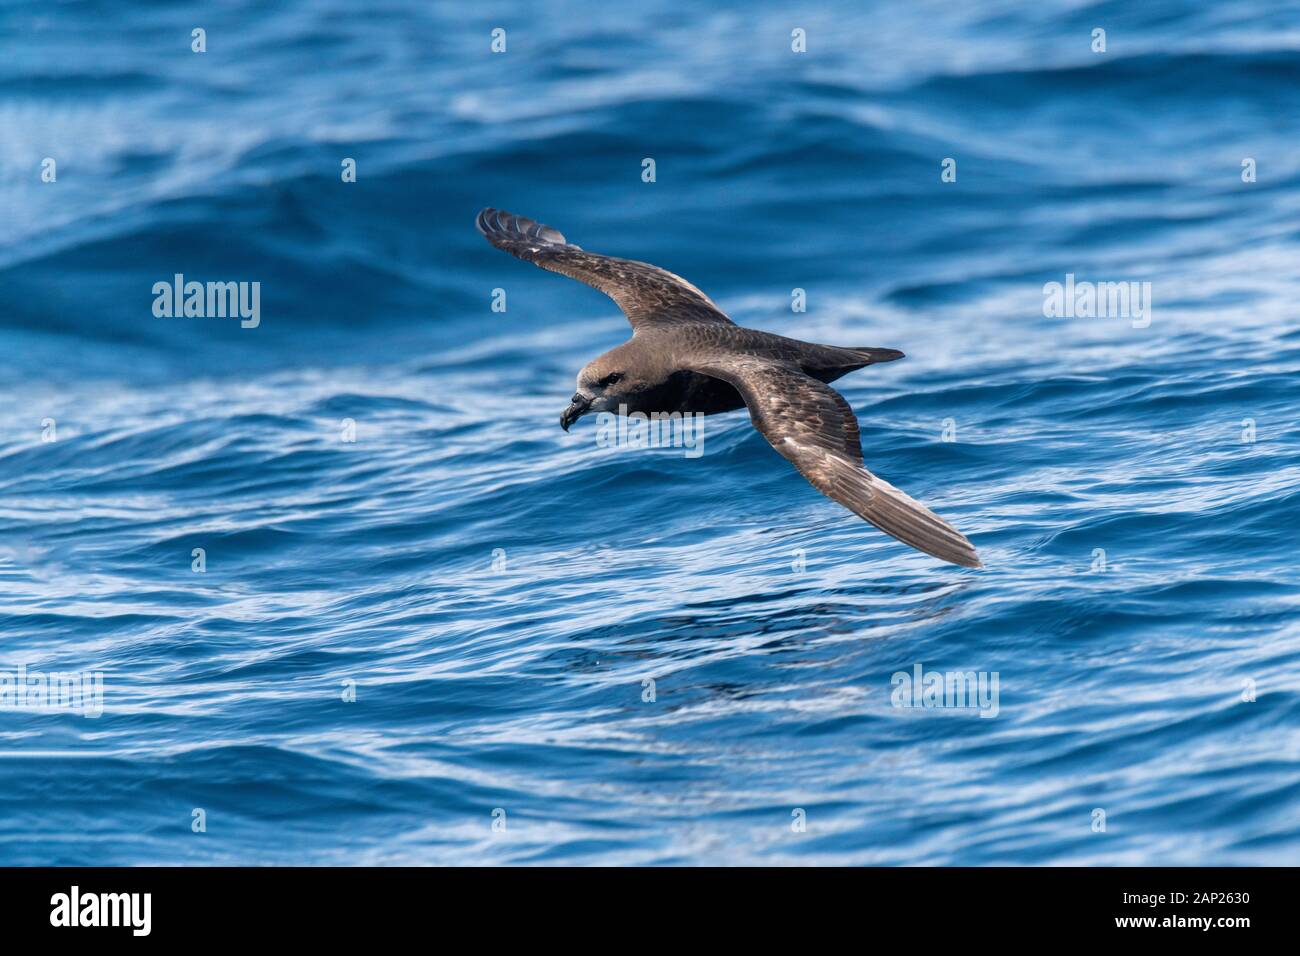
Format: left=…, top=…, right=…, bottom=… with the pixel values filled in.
left=560, top=393, right=592, bottom=432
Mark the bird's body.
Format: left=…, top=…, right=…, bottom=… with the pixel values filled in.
left=589, top=326, right=897, bottom=417
left=476, top=208, right=982, bottom=568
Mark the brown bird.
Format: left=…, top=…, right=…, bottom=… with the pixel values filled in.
left=476, top=208, right=982, bottom=568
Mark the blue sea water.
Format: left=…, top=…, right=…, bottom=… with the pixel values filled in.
left=1, top=0, right=1298, bottom=865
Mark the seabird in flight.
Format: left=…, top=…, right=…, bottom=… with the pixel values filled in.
left=475, top=208, right=982, bottom=568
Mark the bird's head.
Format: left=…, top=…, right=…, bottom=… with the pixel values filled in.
left=560, top=351, right=643, bottom=431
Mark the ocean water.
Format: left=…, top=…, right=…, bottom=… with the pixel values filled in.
left=1, top=0, right=1298, bottom=865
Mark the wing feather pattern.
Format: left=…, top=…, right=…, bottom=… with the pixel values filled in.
left=476, top=208, right=733, bottom=330
left=691, top=357, right=982, bottom=568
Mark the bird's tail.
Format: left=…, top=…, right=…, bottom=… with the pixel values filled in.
left=852, top=347, right=905, bottom=365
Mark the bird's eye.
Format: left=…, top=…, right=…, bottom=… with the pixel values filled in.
left=598, top=372, right=623, bottom=387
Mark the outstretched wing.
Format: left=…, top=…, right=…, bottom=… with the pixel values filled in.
left=690, top=356, right=982, bottom=568
left=476, top=208, right=734, bottom=330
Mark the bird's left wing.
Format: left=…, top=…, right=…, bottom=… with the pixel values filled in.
left=688, top=356, right=982, bottom=568
left=476, top=208, right=734, bottom=330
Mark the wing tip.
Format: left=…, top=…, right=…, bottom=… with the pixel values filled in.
left=474, top=206, right=497, bottom=237
left=475, top=207, right=569, bottom=246
left=911, top=533, right=982, bottom=569
left=856, top=468, right=983, bottom=569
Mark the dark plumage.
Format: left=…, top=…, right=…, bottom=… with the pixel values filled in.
left=476, top=208, right=982, bottom=568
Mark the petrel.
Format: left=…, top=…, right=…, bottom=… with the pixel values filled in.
left=476, top=208, right=982, bottom=568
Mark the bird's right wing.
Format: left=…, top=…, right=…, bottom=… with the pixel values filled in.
left=476, top=208, right=734, bottom=330
left=689, top=356, right=982, bottom=568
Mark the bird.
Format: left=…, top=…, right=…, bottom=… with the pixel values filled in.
left=475, top=208, right=982, bottom=568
